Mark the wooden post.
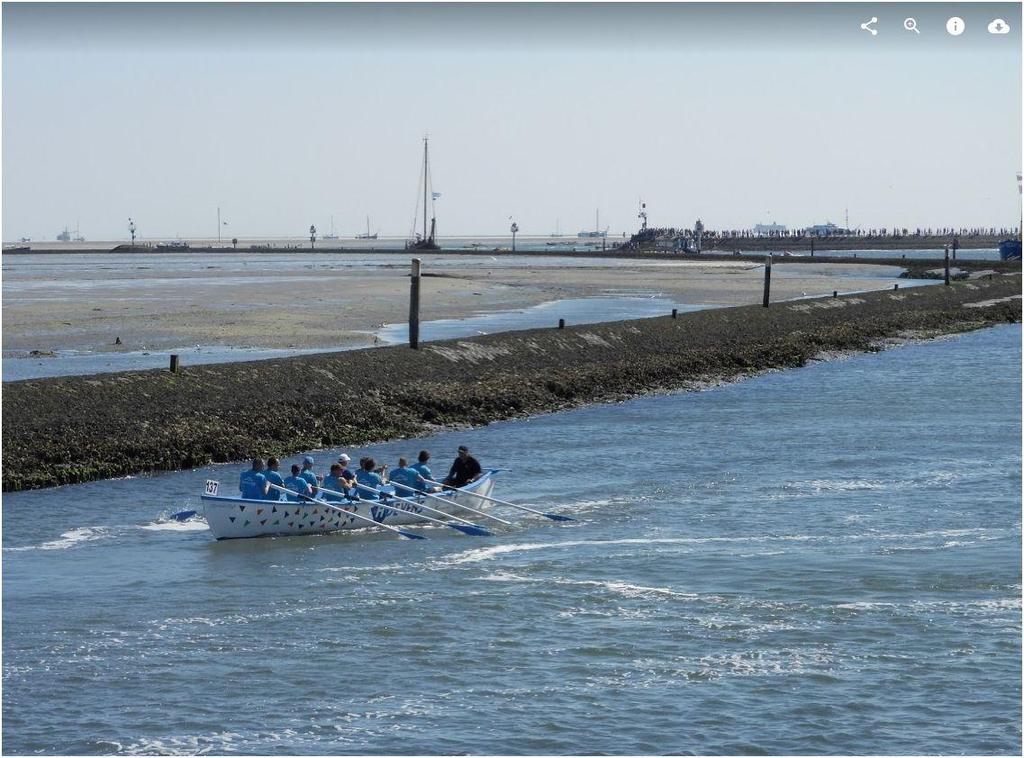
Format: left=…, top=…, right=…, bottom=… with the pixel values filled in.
left=409, top=258, right=421, bottom=349
left=810, top=238, right=815, bottom=257
left=762, top=254, right=772, bottom=308
left=944, top=245, right=950, bottom=286
left=169, top=354, right=179, bottom=373
left=894, top=283, right=899, bottom=290
left=833, top=290, right=838, bottom=298
left=558, top=318, right=565, bottom=329
left=671, top=308, right=678, bottom=319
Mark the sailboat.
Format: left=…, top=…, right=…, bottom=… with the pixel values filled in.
left=324, top=214, right=339, bottom=240
left=409, top=137, right=441, bottom=251
left=577, top=209, right=608, bottom=238
left=356, top=215, right=378, bottom=240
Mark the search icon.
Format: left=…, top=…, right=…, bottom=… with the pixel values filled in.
left=904, top=17, right=920, bottom=34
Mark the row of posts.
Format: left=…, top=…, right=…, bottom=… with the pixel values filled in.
left=166, top=252, right=952, bottom=372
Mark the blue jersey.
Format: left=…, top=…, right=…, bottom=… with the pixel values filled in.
left=283, top=475, right=312, bottom=502
left=410, top=462, right=434, bottom=489
left=264, top=469, right=285, bottom=500
left=354, top=469, right=383, bottom=499
left=299, top=469, right=319, bottom=491
left=389, top=466, right=422, bottom=494
left=239, top=469, right=266, bottom=499
left=321, top=475, right=349, bottom=502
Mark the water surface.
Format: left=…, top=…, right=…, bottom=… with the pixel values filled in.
left=3, top=323, right=1019, bottom=754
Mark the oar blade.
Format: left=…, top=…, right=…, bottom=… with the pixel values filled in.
left=397, top=529, right=427, bottom=540
left=450, top=523, right=494, bottom=537
left=543, top=513, right=575, bottom=522
left=171, top=510, right=198, bottom=522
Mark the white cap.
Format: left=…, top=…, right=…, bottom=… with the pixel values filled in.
left=338, top=453, right=351, bottom=463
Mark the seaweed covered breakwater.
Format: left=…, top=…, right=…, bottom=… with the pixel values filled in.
left=3, top=277, right=1020, bottom=492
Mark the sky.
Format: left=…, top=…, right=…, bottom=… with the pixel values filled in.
left=3, top=2, right=1021, bottom=241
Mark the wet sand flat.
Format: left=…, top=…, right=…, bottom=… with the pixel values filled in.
left=2, top=254, right=910, bottom=355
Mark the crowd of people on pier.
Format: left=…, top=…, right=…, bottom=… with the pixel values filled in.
left=237, top=445, right=483, bottom=504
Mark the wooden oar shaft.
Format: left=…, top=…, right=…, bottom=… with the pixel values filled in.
left=425, top=478, right=554, bottom=518
left=388, top=480, right=513, bottom=525
left=316, top=482, right=479, bottom=527
left=267, top=483, right=422, bottom=539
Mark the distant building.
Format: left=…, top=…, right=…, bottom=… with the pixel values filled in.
left=56, top=228, right=71, bottom=241
left=754, top=222, right=787, bottom=235
left=805, top=222, right=847, bottom=237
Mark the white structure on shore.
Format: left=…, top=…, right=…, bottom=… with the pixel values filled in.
left=753, top=222, right=787, bottom=235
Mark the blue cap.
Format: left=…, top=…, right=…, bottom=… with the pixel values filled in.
left=302, top=456, right=314, bottom=465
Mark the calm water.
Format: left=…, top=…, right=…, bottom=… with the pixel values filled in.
left=3, top=324, right=1020, bottom=755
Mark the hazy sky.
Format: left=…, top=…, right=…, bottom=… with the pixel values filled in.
left=3, top=2, right=1021, bottom=240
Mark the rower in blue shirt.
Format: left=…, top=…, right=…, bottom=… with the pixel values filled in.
left=389, top=457, right=425, bottom=496
left=299, top=456, right=320, bottom=494
left=263, top=457, right=285, bottom=501
left=239, top=458, right=269, bottom=500
left=321, top=464, right=352, bottom=502
left=354, top=457, right=385, bottom=500
left=283, top=464, right=313, bottom=502
left=410, top=450, right=442, bottom=492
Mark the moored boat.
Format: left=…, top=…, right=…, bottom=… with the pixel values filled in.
left=201, top=470, right=499, bottom=540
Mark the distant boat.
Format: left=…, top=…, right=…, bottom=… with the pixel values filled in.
left=356, top=216, right=378, bottom=240
left=550, top=219, right=562, bottom=238
left=577, top=209, right=608, bottom=238
left=408, top=137, right=440, bottom=251
left=324, top=214, right=339, bottom=240
left=156, top=240, right=190, bottom=249
left=56, top=227, right=71, bottom=242
left=999, top=172, right=1022, bottom=260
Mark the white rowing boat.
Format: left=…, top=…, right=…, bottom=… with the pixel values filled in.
left=201, top=470, right=500, bottom=540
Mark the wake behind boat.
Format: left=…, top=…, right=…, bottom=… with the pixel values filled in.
left=202, top=470, right=500, bottom=540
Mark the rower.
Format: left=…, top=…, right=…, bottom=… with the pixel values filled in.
left=264, top=457, right=285, bottom=501
left=322, top=463, right=352, bottom=502
left=389, top=457, right=425, bottom=495
left=239, top=458, right=269, bottom=499
left=443, top=445, right=482, bottom=489
left=354, top=457, right=386, bottom=500
left=299, top=455, right=320, bottom=494
left=336, top=453, right=357, bottom=492
left=283, top=464, right=313, bottom=502
left=411, top=450, right=442, bottom=493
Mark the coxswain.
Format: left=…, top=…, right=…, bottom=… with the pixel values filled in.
left=239, top=458, right=269, bottom=499
left=443, top=445, right=482, bottom=489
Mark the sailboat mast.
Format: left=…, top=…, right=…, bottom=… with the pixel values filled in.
left=422, top=137, right=429, bottom=241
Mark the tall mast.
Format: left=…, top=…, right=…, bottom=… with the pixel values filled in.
left=423, top=137, right=429, bottom=241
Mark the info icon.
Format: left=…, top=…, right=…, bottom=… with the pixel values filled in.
left=946, top=17, right=965, bottom=35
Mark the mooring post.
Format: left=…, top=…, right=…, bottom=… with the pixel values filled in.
left=833, top=290, right=838, bottom=298
left=409, top=258, right=421, bottom=349
left=810, top=238, right=815, bottom=257
left=169, top=354, right=179, bottom=373
left=762, top=254, right=772, bottom=308
left=558, top=318, right=565, bottom=329
left=671, top=308, right=678, bottom=319
left=894, top=283, right=899, bottom=290
left=944, top=245, right=950, bottom=286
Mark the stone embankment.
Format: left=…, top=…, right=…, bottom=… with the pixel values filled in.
left=3, top=277, right=1020, bottom=491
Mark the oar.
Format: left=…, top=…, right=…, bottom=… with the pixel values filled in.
left=319, top=482, right=493, bottom=531
left=387, top=480, right=512, bottom=526
left=170, top=510, right=198, bottom=522
left=425, top=478, right=575, bottom=522
left=319, top=482, right=493, bottom=537
left=268, top=483, right=425, bottom=540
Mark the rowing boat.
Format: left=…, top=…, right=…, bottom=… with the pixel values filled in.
left=201, top=470, right=499, bottom=540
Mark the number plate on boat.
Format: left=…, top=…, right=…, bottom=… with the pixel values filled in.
left=204, top=480, right=220, bottom=496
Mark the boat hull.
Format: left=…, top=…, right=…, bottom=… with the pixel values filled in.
left=202, top=471, right=498, bottom=540
left=998, top=239, right=1022, bottom=261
